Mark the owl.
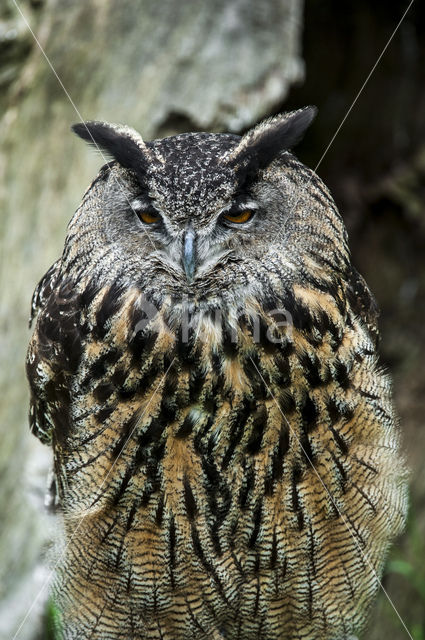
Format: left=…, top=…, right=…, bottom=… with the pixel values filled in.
left=26, top=107, right=408, bottom=640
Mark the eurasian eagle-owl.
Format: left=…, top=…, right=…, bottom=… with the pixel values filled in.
left=26, top=107, right=407, bottom=639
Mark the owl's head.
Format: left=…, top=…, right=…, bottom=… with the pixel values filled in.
left=70, top=107, right=349, bottom=331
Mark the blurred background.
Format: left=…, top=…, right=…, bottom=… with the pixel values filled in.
left=0, top=0, right=424, bottom=638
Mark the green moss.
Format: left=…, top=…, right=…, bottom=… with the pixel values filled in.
left=43, top=598, right=62, bottom=640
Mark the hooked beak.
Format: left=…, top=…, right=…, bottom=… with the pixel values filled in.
left=182, top=228, right=196, bottom=281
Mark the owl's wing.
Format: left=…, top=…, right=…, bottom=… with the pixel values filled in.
left=27, top=260, right=62, bottom=444
left=347, top=266, right=380, bottom=347
left=27, top=264, right=82, bottom=447
left=27, top=262, right=85, bottom=512
left=29, top=258, right=62, bottom=328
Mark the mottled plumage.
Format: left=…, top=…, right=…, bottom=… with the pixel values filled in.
left=27, top=108, right=407, bottom=639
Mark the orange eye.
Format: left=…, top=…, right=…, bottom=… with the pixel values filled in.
left=223, top=209, right=253, bottom=224
left=138, top=211, right=160, bottom=224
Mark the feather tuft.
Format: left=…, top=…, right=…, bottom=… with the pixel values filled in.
left=71, top=121, right=152, bottom=181
left=227, top=106, right=317, bottom=183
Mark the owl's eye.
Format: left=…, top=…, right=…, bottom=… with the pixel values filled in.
left=138, top=210, right=161, bottom=225
left=222, top=209, right=254, bottom=224
left=131, top=198, right=161, bottom=225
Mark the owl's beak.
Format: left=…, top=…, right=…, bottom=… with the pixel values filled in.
left=182, top=228, right=196, bottom=281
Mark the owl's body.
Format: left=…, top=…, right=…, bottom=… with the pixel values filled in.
left=27, top=109, right=407, bottom=639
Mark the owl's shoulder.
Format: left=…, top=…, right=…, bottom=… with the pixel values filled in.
left=29, top=259, right=62, bottom=328
left=27, top=267, right=87, bottom=443
left=346, top=266, right=380, bottom=346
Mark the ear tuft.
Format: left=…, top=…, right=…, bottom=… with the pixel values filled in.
left=71, top=121, right=152, bottom=181
left=227, top=106, right=317, bottom=180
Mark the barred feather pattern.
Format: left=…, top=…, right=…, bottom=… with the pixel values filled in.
left=26, top=115, right=408, bottom=640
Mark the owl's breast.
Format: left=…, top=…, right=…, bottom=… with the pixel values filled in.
left=52, top=284, right=406, bottom=639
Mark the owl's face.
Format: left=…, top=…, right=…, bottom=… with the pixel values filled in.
left=69, top=108, right=348, bottom=332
